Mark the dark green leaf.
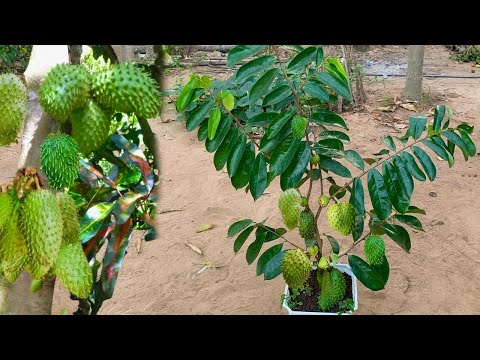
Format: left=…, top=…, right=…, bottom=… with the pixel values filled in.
left=383, top=135, right=396, bottom=151
left=383, top=161, right=410, bottom=213
left=249, top=68, right=279, bottom=106
left=381, top=223, right=411, bottom=252
left=348, top=255, right=385, bottom=291
left=280, top=141, right=310, bottom=190
left=399, top=152, right=426, bottom=181
left=287, top=46, right=317, bottom=72
left=393, top=214, right=425, bottom=232
left=207, top=107, right=222, bottom=141
left=228, top=219, right=253, bottom=238
left=311, top=169, right=321, bottom=180
left=256, top=244, right=283, bottom=275
left=186, top=100, right=214, bottom=132
left=235, top=55, right=276, bottom=83
left=260, top=121, right=292, bottom=153
left=373, top=149, right=389, bottom=156
left=458, top=129, right=477, bottom=157
left=319, top=130, right=350, bottom=143
left=406, top=205, right=426, bottom=215
left=317, top=138, right=345, bottom=152
left=316, top=72, right=351, bottom=100
left=264, top=250, right=286, bottom=280
left=234, top=225, right=255, bottom=254
left=316, top=47, right=324, bottom=67
left=408, top=115, right=427, bottom=140
left=433, top=105, right=445, bottom=132
left=246, top=112, right=277, bottom=129
left=343, top=150, right=364, bottom=171
left=443, top=130, right=469, bottom=160
left=260, top=226, right=287, bottom=242
left=227, top=45, right=268, bottom=67
left=309, top=109, right=348, bottom=129
left=422, top=139, right=449, bottom=160
left=303, top=80, right=330, bottom=102
left=269, top=136, right=301, bottom=176
left=457, top=123, right=474, bottom=134
left=250, top=154, right=268, bottom=200
left=80, top=202, right=116, bottom=242
left=329, top=184, right=346, bottom=199
left=321, top=158, right=352, bottom=178
left=412, top=146, right=436, bottom=181
left=213, top=128, right=238, bottom=171
left=232, top=142, right=256, bottom=189
left=350, top=178, right=365, bottom=241
left=205, top=115, right=233, bottom=153
left=371, top=255, right=389, bottom=284
left=367, top=168, right=392, bottom=221
left=363, top=158, right=379, bottom=165
left=263, top=85, right=292, bottom=107
left=227, top=133, right=247, bottom=177
left=246, top=231, right=267, bottom=264
left=267, top=107, right=296, bottom=139
left=197, top=121, right=208, bottom=141
left=392, top=156, right=414, bottom=198
left=326, top=235, right=340, bottom=254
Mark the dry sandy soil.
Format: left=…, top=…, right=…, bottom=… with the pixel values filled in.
left=2, top=45, right=480, bottom=314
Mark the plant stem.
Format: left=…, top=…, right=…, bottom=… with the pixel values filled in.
left=274, top=46, right=304, bottom=116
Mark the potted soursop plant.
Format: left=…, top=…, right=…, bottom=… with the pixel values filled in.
left=174, top=45, right=477, bottom=314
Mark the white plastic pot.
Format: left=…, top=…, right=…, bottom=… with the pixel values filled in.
left=282, top=263, right=358, bottom=315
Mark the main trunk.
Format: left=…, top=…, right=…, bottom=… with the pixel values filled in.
left=0, top=45, right=69, bottom=315
left=402, top=45, right=425, bottom=101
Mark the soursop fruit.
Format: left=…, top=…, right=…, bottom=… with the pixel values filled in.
left=0, top=73, right=27, bottom=146
left=318, top=268, right=346, bottom=311
left=40, top=134, right=80, bottom=189
left=21, top=189, right=63, bottom=279
left=291, top=116, right=308, bottom=140
left=55, top=192, right=80, bottom=244
left=0, top=192, right=13, bottom=233
left=39, top=64, right=90, bottom=122
left=54, top=242, right=93, bottom=299
left=364, top=235, right=385, bottom=265
left=71, top=99, right=112, bottom=154
left=282, top=249, right=311, bottom=291
left=327, top=202, right=356, bottom=236
left=299, top=210, right=316, bottom=240
left=310, top=154, right=320, bottom=165
left=92, top=62, right=161, bottom=119
left=278, top=189, right=303, bottom=229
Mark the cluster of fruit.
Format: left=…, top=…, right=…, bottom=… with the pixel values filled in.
left=277, top=188, right=386, bottom=311
left=0, top=168, right=91, bottom=298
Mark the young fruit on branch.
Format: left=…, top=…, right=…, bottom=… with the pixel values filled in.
left=56, top=192, right=80, bottom=244
left=327, top=202, right=356, bottom=236
left=364, top=235, right=385, bottom=265
left=278, top=189, right=303, bottom=229
left=318, top=268, right=346, bottom=311
left=282, top=249, right=311, bottom=291
left=299, top=210, right=317, bottom=241
left=0, top=73, right=27, bottom=146
left=310, top=154, right=320, bottom=165
left=291, top=116, right=308, bottom=140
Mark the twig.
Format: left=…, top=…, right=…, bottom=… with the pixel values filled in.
left=340, top=45, right=355, bottom=109
left=256, top=223, right=304, bottom=250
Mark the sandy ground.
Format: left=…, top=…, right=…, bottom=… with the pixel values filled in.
left=2, top=45, right=480, bottom=314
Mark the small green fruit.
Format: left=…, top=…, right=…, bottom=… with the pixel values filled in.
left=307, top=245, right=318, bottom=258
left=291, top=116, right=308, bottom=140
left=327, top=202, right=356, bottom=236
left=300, top=196, right=308, bottom=207
left=56, top=192, right=80, bottom=244
left=281, top=249, right=311, bottom=291
left=0, top=73, right=27, bottom=146
left=318, top=195, right=329, bottom=207
left=30, top=279, right=44, bottom=293
left=318, top=268, right=346, bottom=311
left=299, top=210, right=316, bottom=240
left=278, top=189, right=303, bottom=229
left=310, top=154, right=320, bottom=165
left=364, top=235, right=385, bottom=265
left=318, top=256, right=329, bottom=270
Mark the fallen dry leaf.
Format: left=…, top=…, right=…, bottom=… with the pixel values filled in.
left=400, top=103, right=417, bottom=111
left=377, top=106, right=394, bottom=112
left=196, top=223, right=215, bottom=233
left=185, top=242, right=203, bottom=256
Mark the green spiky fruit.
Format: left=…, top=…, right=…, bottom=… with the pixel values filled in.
left=0, top=192, right=13, bottom=233
left=281, top=249, right=311, bottom=291
left=39, top=64, right=90, bottom=122
left=318, top=268, right=346, bottom=311
left=278, top=189, right=303, bottom=229
left=21, top=189, right=63, bottom=279
left=291, top=116, right=308, bottom=140
left=0, top=74, right=27, bottom=146
left=71, top=99, right=112, bottom=154
left=311, top=154, right=320, bottom=165
left=327, top=202, right=356, bottom=236
left=54, top=242, right=93, bottom=299
left=364, top=235, right=385, bottom=265
left=40, top=134, right=80, bottom=189
left=318, top=195, right=329, bottom=207
left=30, top=279, right=43, bottom=293
left=0, top=193, right=28, bottom=282
left=92, top=62, right=161, bottom=118
left=299, top=210, right=316, bottom=240
left=318, top=256, right=329, bottom=270
left=55, top=192, right=80, bottom=244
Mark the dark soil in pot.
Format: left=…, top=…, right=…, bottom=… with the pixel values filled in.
left=287, top=268, right=353, bottom=313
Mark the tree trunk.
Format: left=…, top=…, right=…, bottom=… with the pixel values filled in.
left=0, top=45, right=69, bottom=315
left=402, top=45, right=425, bottom=101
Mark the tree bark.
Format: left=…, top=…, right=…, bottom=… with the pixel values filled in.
left=0, top=45, right=69, bottom=315
left=402, top=45, right=425, bottom=101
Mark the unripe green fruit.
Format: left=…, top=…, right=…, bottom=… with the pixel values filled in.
left=281, top=249, right=311, bottom=291
left=30, top=279, right=44, bottom=293
left=278, top=189, right=303, bottom=229
left=364, top=235, right=385, bottom=265
left=54, top=242, right=93, bottom=299
left=299, top=210, right=316, bottom=240
left=291, top=116, right=308, bottom=140
left=0, top=73, right=27, bottom=146
left=318, top=256, right=329, bottom=270
left=71, top=99, right=112, bottom=154
left=21, top=189, right=63, bottom=279
left=39, top=64, right=90, bottom=122
left=92, top=62, right=161, bottom=119
left=318, top=268, right=346, bottom=311
left=40, top=134, right=80, bottom=189
left=56, top=192, right=80, bottom=244
left=318, top=195, right=329, bottom=207
left=311, top=154, right=320, bottom=165
left=0, top=192, right=13, bottom=233
left=300, top=196, right=308, bottom=207
left=327, top=202, right=356, bottom=236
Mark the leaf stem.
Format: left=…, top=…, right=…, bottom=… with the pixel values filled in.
left=256, top=223, right=304, bottom=250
